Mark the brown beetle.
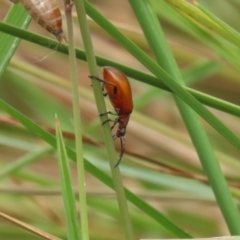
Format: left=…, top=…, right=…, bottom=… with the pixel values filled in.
left=90, top=67, right=133, bottom=167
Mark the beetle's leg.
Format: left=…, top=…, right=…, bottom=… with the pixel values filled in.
left=101, top=83, right=108, bottom=96
left=101, top=118, right=115, bottom=126
left=101, top=117, right=119, bottom=136
left=100, top=113, right=118, bottom=130
left=110, top=118, right=119, bottom=131
left=99, top=111, right=117, bottom=117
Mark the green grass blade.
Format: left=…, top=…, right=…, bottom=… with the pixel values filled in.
left=0, top=22, right=240, bottom=118
left=55, top=115, right=80, bottom=240
left=74, top=0, right=134, bottom=239
left=64, top=2, right=89, bottom=239
left=129, top=0, right=240, bottom=235
left=8, top=52, right=240, bottom=119
left=0, top=5, right=30, bottom=78
left=167, top=0, right=240, bottom=49
left=0, top=98, right=191, bottom=238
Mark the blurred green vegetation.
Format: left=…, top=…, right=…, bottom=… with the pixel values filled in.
left=0, top=0, right=240, bottom=239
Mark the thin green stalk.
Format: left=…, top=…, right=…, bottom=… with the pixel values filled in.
left=0, top=4, right=30, bottom=79
left=73, top=0, right=134, bottom=239
left=7, top=54, right=240, bottom=119
left=63, top=1, right=89, bottom=239
left=56, top=116, right=80, bottom=240
left=0, top=20, right=239, bottom=118
left=129, top=0, right=240, bottom=235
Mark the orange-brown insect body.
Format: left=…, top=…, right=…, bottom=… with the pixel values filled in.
left=11, top=0, right=65, bottom=43
left=103, top=66, right=133, bottom=138
left=89, top=67, right=133, bottom=167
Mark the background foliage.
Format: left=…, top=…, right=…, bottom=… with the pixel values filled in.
left=1, top=0, right=240, bottom=239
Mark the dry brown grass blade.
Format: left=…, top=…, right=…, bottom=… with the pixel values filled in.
left=0, top=211, right=62, bottom=240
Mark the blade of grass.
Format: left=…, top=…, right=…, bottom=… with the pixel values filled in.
left=129, top=0, right=240, bottom=235
left=0, top=211, right=62, bottom=240
left=63, top=1, right=89, bottom=239
left=1, top=22, right=240, bottom=118
left=73, top=0, right=134, bottom=238
left=0, top=98, right=191, bottom=238
left=166, top=0, right=240, bottom=49
left=8, top=57, right=240, bottom=129
left=55, top=115, right=80, bottom=240
left=0, top=5, right=31, bottom=78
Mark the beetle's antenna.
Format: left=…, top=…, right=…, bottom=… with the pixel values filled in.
left=89, top=76, right=118, bottom=93
left=114, top=137, right=125, bottom=168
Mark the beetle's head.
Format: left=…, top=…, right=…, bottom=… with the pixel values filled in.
left=116, top=127, right=126, bottom=137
